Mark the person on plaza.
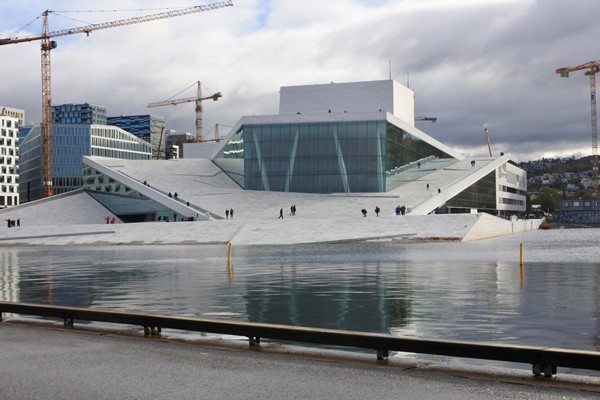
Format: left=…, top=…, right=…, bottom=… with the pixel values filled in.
left=279, top=208, right=284, bottom=219
left=230, top=208, right=234, bottom=219
left=361, top=209, right=367, bottom=217
left=226, top=209, right=230, bottom=219
left=375, top=206, right=380, bottom=217
left=105, top=216, right=110, bottom=224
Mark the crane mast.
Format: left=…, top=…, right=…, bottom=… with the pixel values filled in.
left=0, top=1, right=233, bottom=197
left=556, top=60, right=600, bottom=190
left=484, top=128, right=493, bottom=157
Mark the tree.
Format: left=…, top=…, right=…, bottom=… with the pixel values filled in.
left=536, top=187, right=561, bottom=213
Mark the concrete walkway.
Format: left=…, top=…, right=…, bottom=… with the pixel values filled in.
left=1, top=322, right=598, bottom=400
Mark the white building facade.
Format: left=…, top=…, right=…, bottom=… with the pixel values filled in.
left=0, top=112, right=20, bottom=208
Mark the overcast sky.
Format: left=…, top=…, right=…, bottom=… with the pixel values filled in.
left=1, top=0, right=599, bottom=161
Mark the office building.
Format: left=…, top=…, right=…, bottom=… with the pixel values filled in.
left=0, top=111, right=20, bottom=208
left=52, top=103, right=107, bottom=125
left=19, top=124, right=152, bottom=202
left=107, top=115, right=166, bottom=159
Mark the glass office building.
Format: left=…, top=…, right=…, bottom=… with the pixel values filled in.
left=214, top=117, right=455, bottom=194
left=107, top=115, right=166, bottom=159
left=19, top=124, right=152, bottom=202
left=52, top=103, right=107, bottom=125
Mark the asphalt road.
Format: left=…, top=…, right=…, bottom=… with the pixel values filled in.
left=1, top=322, right=599, bottom=400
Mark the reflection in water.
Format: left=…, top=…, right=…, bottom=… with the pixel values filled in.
left=0, top=250, right=19, bottom=302
left=1, top=228, right=600, bottom=352
left=243, top=262, right=412, bottom=333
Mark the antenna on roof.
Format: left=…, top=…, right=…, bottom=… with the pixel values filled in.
left=407, top=72, right=410, bottom=88
left=389, top=59, right=392, bottom=80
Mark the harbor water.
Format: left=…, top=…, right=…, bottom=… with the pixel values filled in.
left=1, top=228, right=599, bottom=359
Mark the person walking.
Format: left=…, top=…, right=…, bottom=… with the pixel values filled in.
left=375, top=206, right=380, bottom=217
left=230, top=208, right=234, bottom=219
left=278, top=208, right=284, bottom=219
left=226, top=209, right=229, bottom=219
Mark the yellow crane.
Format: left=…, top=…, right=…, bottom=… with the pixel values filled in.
left=0, top=1, right=233, bottom=197
left=148, top=81, right=222, bottom=142
left=484, top=128, right=493, bottom=157
left=556, top=60, right=600, bottom=189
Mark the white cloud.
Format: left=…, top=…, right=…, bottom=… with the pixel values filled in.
left=1, top=0, right=599, bottom=161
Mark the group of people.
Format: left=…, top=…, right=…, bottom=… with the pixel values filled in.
left=360, top=205, right=408, bottom=217
left=225, top=208, right=234, bottom=219
left=5, top=218, right=20, bottom=228
left=279, top=204, right=297, bottom=219
left=362, top=206, right=383, bottom=217
left=104, top=216, right=116, bottom=224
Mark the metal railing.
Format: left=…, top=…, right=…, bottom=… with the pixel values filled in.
left=1, top=301, right=599, bottom=378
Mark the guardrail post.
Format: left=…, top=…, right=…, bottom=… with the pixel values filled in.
left=532, top=364, right=557, bottom=377
left=143, top=326, right=161, bottom=336
left=377, top=349, right=389, bottom=360
left=248, top=336, right=261, bottom=346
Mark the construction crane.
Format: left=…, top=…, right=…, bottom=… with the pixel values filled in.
left=415, top=116, right=437, bottom=123
left=148, top=81, right=222, bottom=142
left=484, top=128, right=493, bottom=157
left=0, top=1, right=233, bottom=197
left=555, top=60, right=600, bottom=190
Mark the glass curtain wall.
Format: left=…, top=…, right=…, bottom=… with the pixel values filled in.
left=213, top=120, right=456, bottom=194
left=446, top=171, right=497, bottom=212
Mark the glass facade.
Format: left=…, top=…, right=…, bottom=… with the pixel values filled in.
left=107, top=115, right=166, bottom=159
left=446, top=171, right=497, bottom=212
left=19, top=124, right=152, bottom=202
left=82, top=166, right=185, bottom=222
left=213, top=120, right=455, bottom=193
left=52, top=103, right=107, bottom=125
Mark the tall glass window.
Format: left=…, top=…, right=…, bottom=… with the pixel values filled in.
left=213, top=119, right=457, bottom=194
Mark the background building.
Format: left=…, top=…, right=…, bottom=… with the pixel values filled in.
left=165, top=131, right=193, bottom=159
left=52, top=103, right=107, bottom=125
left=1, top=106, right=25, bottom=130
left=0, top=112, right=20, bottom=208
left=107, top=115, right=166, bottom=159
left=19, top=124, right=152, bottom=202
